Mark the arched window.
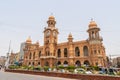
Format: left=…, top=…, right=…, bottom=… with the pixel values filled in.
left=75, top=60, right=81, bottom=67
left=84, top=60, right=90, bottom=66
left=45, top=47, right=50, bottom=56
left=57, top=49, right=61, bottom=57
left=39, top=51, right=41, bottom=57
left=32, top=62, right=34, bottom=66
left=75, top=47, right=80, bottom=57
left=64, top=61, right=68, bottom=67
left=57, top=61, right=61, bottom=65
left=83, top=46, right=89, bottom=56
left=33, top=52, right=35, bottom=59
left=29, top=62, right=31, bottom=65
left=38, top=62, right=40, bottom=65
left=29, top=52, right=32, bottom=59
left=92, top=31, right=95, bottom=38
left=64, top=48, right=68, bottom=57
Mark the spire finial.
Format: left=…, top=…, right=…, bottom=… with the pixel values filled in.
left=91, top=18, right=93, bottom=21
left=26, top=36, right=32, bottom=43
left=51, top=13, right=53, bottom=16
left=68, top=32, right=72, bottom=38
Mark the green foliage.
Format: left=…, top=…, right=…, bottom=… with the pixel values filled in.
left=58, top=65, right=65, bottom=69
left=67, top=66, right=75, bottom=70
left=117, top=72, right=120, bottom=76
left=79, top=66, right=86, bottom=70
left=43, top=66, right=49, bottom=71
left=8, top=65, right=19, bottom=69
left=28, top=66, right=34, bottom=70
left=92, top=66, right=99, bottom=71
left=20, top=65, right=29, bottom=70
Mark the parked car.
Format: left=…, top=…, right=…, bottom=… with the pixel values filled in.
left=74, top=68, right=86, bottom=74
left=108, top=68, right=116, bottom=75
left=86, top=71, right=92, bottom=74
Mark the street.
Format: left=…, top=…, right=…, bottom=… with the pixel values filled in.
left=0, top=70, right=76, bottom=80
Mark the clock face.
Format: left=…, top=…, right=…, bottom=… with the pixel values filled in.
left=46, top=30, right=50, bottom=37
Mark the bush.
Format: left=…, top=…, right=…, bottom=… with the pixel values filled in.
left=20, top=65, right=29, bottom=70
left=92, top=66, right=99, bottom=71
left=58, top=65, right=65, bottom=69
left=78, top=66, right=86, bottom=70
left=117, top=72, right=120, bottom=76
left=8, top=65, right=19, bottom=69
left=28, top=66, right=34, bottom=70
left=67, top=66, right=75, bottom=70
left=43, top=66, right=49, bottom=71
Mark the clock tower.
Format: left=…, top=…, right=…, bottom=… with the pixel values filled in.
left=42, top=15, right=59, bottom=67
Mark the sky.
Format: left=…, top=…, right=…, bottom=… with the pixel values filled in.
left=0, top=0, right=120, bottom=57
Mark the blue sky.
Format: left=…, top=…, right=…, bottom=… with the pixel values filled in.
left=0, top=0, right=120, bottom=57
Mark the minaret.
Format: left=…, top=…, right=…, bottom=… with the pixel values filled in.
left=87, top=20, right=106, bottom=67
left=87, top=19, right=102, bottom=44
left=67, top=33, right=74, bottom=65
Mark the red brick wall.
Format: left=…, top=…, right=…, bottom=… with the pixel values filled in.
left=5, top=69, right=120, bottom=80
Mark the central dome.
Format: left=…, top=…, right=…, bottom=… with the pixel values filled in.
left=89, top=20, right=97, bottom=28
left=48, top=15, right=55, bottom=20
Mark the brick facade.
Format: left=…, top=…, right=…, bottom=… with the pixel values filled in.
left=23, top=16, right=107, bottom=68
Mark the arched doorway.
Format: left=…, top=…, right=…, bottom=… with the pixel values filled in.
left=63, top=61, right=68, bottom=67
left=75, top=60, right=81, bottom=67
left=57, top=61, right=61, bottom=66
left=84, top=60, right=90, bottom=66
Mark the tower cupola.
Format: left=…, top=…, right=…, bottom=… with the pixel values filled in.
left=68, top=33, right=73, bottom=42
left=87, top=20, right=103, bottom=43
left=26, top=36, right=32, bottom=43
left=47, top=15, right=56, bottom=27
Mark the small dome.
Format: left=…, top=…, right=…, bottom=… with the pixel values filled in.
left=89, top=20, right=97, bottom=28
left=26, top=36, right=32, bottom=43
left=48, top=15, right=55, bottom=20
left=68, top=33, right=73, bottom=38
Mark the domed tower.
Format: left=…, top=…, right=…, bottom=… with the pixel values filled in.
left=67, top=33, right=74, bottom=65
left=87, top=20, right=102, bottom=43
left=42, top=15, right=59, bottom=68
left=87, top=20, right=106, bottom=67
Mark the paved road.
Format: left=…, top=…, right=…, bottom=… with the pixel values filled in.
left=0, top=70, right=76, bottom=80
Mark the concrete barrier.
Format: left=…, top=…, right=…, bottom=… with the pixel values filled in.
left=5, top=69, right=120, bottom=80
